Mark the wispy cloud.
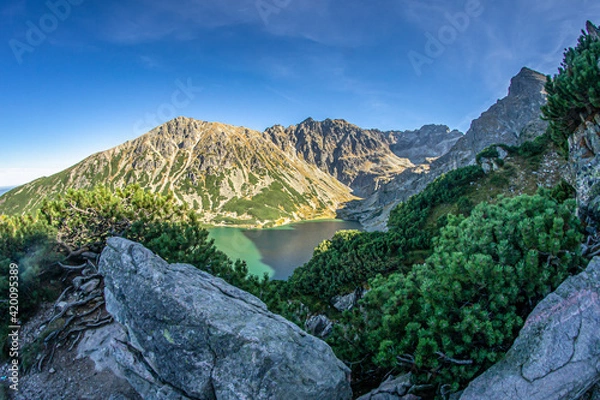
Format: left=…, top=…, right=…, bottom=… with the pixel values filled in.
left=396, top=0, right=458, bottom=27
left=90, top=0, right=394, bottom=48
left=93, top=0, right=265, bottom=44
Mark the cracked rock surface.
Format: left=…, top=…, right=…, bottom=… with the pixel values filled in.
left=568, top=114, right=600, bottom=224
left=98, top=237, right=352, bottom=400
left=460, top=257, right=600, bottom=400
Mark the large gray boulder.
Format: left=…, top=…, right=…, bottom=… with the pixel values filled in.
left=460, top=257, right=600, bottom=400
left=99, top=237, right=352, bottom=400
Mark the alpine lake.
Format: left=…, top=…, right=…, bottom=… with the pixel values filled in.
left=208, top=220, right=363, bottom=280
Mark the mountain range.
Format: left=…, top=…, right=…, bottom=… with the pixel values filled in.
left=0, top=68, right=548, bottom=229
left=340, top=67, right=549, bottom=229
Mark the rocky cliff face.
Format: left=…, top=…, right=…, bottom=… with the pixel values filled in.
left=432, top=67, right=548, bottom=172
left=386, top=125, right=463, bottom=165
left=567, top=113, right=600, bottom=225
left=264, top=118, right=416, bottom=197
left=97, top=237, right=353, bottom=400
left=342, top=67, right=550, bottom=230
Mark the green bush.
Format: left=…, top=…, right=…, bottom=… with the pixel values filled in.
left=353, top=194, right=583, bottom=393
left=0, top=214, right=62, bottom=356
left=542, top=24, right=600, bottom=152
left=475, top=146, right=500, bottom=164
left=39, top=184, right=194, bottom=250
left=288, top=230, right=395, bottom=303
left=288, top=166, right=484, bottom=305
left=39, top=184, right=268, bottom=294
left=514, top=134, right=551, bottom=158
left=388, top=166, right=485, bottom=250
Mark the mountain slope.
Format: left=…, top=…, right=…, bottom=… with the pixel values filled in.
left=264, top=118, right=417, bottom=197
left=340, top=67, right=551, bottom=230
left=0, top=118, right=355, bottom=227
left=432, top=67, right=548, bottom=172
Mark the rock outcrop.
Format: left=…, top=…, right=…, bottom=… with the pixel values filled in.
left=264, top=118, right=416, bottom=198
left=568, top=114, right=600, bottom=225
left=264, top=119, right=462, bottom=199
left=386, top=125, right=463, bottom=165
left=98, top=237, right=352, bottom=400
left=434, top=67, right=547, bottom=173
left=305, top=315, right=334, bottom=338
left=459, top=257, right=600, bottom=400
left=331, top=288, right=367, bottom=312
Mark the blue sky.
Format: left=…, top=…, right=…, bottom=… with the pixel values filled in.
left=0, top=0, right=598, bottom=187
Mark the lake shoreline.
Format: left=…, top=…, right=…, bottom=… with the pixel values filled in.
left=208, top=220, right=363, bottom=280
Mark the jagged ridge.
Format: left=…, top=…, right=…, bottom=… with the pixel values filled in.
left=340, top=67, right=550, bottom=230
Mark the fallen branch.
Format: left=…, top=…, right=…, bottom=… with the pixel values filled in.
left=436, top=351, right=473, bottom=365
left=54, top=286, right=73, bottom=306
left=36, top=346, right=48, bottom=372
left=58, top=262, right=87, bottom=271
left=84, top=316, right=113, bottom=328
left=65, top=246, right=91, bottom=261
left=44, top=315, right=77, bottom=344
left=407, top=384, right=434, bottom=395
left=396, top=354, right=415, bottom=366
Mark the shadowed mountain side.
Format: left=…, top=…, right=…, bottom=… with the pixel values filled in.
left=341, top=67, right=549, bottom=230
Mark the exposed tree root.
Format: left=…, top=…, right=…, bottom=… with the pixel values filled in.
left=31, top=248, right=113, bottom=373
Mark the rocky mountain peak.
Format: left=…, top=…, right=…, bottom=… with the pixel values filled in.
left=265, top=117, right=414, bottom=197
left=341, top=67, right=551, bottom=230
left=508, top=67, right=547, bottom=98
left=0, top=116, right=355, bottom=226
left=435, top=66, right=548, bottom=168
left=387, top=125, right=463, bottom=165
left=296, top=117, right=357, bottom=132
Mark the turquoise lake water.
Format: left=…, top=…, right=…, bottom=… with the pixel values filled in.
left=208, top=220, right=363, bottom=280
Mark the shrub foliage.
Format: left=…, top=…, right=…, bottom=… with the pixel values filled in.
left=542, top=24, right=600, bottom=151
left=343, top=195, right=582, bottom=392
